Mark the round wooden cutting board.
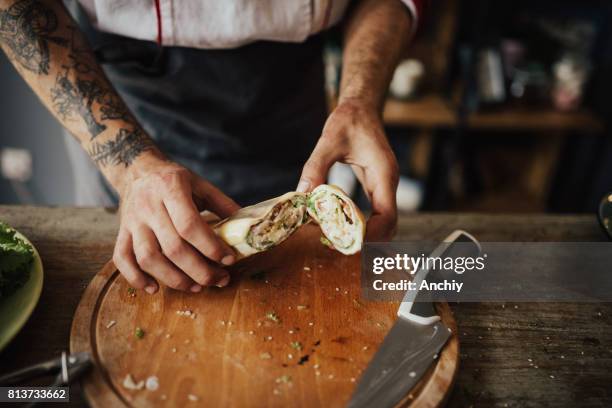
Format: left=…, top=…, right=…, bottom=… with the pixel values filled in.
left=71, top=224, right=459, bottom=407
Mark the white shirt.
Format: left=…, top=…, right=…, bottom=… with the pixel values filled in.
left=77, top=0, right=418, bottom=49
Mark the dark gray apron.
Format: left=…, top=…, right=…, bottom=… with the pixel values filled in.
left=70, top=9, right=327, bottom=207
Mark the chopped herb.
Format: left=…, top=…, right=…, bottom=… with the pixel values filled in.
left=320, top=236, right=333, bottom=248
left=135, top=327, right=144, bottom=339
left=127, top=287, right=136, bottom=296
left=266, top=311, right=280, bottom=323
left=290, top=341, right=303, bottom=351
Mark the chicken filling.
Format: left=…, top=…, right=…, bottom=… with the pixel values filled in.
left=308, top=192, right=355, bottom=249
left=247, top=196, right=307, bottom=250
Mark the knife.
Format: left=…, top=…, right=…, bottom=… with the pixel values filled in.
left=348, top=230, right=481, bottom=408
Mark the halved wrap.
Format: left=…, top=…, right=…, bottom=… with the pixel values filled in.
left=213, top=192, right=308, bottom=258
left=306, top=184, right=366, bottom=255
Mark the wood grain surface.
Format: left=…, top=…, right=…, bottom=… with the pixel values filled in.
left=1, top=206, right=611, bottom=407
left=70, top=224, right=458, bottom=407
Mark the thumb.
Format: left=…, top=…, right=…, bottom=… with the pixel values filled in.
left=297, top=139, right=342, bottom=193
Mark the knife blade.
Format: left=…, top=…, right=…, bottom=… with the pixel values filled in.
left=349, top=230, right=480, bottom=408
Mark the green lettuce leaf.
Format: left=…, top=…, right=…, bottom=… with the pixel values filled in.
left=0, top=221, right=33, bottom=299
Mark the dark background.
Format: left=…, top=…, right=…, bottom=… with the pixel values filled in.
left=1, top=0, right=612, bottom=213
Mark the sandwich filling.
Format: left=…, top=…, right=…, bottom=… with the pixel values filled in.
left=246, top=195, right=307, bottom=250
left=308, top=191, right=356, bottom=250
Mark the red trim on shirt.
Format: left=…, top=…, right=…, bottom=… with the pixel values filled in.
left=154, top=0, right=163, bottom=45
left=321, top=0, right=333, bottom=31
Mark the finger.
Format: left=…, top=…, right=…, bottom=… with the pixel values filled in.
left=191, top=177, right=241, bottom=219
left=151, top=204, right=231, bottom=286
left=132, top=225, right=199, bottom=292
left=367, top=213, right=398, bottom=242
left=297, top=137, right=344, bottom=193
left=113, top=228, right=158, bottom=294
left=164, top=177, right=237, bottom=265
left=364, top=170, right=398, bottom=242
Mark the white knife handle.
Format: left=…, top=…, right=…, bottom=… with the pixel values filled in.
left=397, top=230, right=481, bottom=324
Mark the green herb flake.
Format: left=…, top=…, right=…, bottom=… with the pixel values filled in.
left=320, top=236, right=333, bottom=248
left=127, top=287, right=136, bottom=296
left=290, top=341, right=303, bottom=351
left=135, top=327, right=145, bottom=339
left=266, top=311, right=280, bottom=323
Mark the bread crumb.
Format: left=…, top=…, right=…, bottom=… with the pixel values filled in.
left=145, top=376, right=159, bottom=391
left=122, top=374, right=144, bottom=390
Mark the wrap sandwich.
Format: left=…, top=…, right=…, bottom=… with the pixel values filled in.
left=306, top=184, right=365, bottom=255
left=213, top=192, right=309, bottom=259
left=212, top=185, right=365, bottom=259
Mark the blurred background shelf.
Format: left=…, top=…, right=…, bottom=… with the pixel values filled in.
left=466, top=107, right=604, bottom=132
left=382, top=94, right=456, bottom=127
left=378, top=95, right=604, bottom=132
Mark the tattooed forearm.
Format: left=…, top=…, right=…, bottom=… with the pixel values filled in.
left=51, top=69, right=107, bottom=137
left=100, top=95, right=133, bottom=122
left=0, top=0, right=67, bottom=74
left=88, top=128, right=153, bottom=167
left=49, top=25, right=135, bottom=138
left=1, top=0, right=159, bottom=183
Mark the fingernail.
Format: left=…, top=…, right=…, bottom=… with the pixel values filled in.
left=221, top=255, right=235, bottom=266
left=190, top=284, right=202, bottom=293
left=296, top=179, right=310, bottom=193
left=145, top=285, right=157, bottom=294
left=216, top=275, right=231, bottom=288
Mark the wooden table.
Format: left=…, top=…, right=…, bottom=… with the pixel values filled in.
left=1, top=206, right=611, bottom=407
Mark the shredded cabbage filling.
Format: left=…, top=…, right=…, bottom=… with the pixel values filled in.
left=310, top=193, right=355, bottom=249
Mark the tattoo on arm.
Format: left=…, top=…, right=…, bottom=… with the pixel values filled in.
left=51, top=69, right=108, bottom=137
left=50, top=25, right=133, bottom=139
left=1, top=1, right=153, bottom=169
left=0, top=0, right=67, bottom=74
left=88, top=128, right=152, bottom=167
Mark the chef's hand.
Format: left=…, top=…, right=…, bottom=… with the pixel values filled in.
left=297, top=99, right=399, bottom=240
left=112, top=156, right=240, bottom=294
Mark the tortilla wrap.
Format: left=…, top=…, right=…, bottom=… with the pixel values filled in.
left=211, top=185, right=365, bottom=259
left=306, top=184, right=366, bottom=255
left=213, top=192, right=308, bottom=258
